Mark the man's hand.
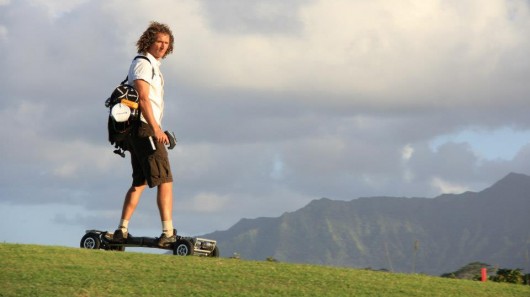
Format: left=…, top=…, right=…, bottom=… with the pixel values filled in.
left=154, top=128, right=169, bottom=145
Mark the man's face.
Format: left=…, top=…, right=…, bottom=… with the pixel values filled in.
left=148, top=33, right=170, bottom=60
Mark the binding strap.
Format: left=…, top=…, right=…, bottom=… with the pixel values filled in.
left=120, top=55, right=155, bottom=85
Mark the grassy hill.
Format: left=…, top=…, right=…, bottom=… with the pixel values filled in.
left=1, top=243, right=529, bottom=296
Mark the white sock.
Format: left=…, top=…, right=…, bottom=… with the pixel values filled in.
left=162, top=220, right=173, bottom=236
left=119, top=219, right=129, bottom=232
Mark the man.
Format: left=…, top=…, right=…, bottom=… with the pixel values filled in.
left=108, top=21, right=176, bottom=247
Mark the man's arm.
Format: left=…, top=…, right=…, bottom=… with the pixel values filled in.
left=135, top=79, right=168, bottom=144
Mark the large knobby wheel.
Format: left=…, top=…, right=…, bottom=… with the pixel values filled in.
left=173, top=239, right=194, bottom=256
left=80, top=233, right=101, bottom=249
left=210, top=246, right=220, bottom=257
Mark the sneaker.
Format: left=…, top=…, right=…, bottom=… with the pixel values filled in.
left=105, top=228, right=128, bottom=243
left=157, top=229, right=177, bottom=248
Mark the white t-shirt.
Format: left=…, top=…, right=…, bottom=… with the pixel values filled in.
left=127, top=52, right=165, bottom=126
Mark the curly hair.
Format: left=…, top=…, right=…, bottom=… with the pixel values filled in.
left=136, top=21, right=174, bottom=59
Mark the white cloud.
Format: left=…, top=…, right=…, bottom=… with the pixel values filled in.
left=430, top=177, right=471, bottom=194
left=401, top=144, right=414, bottom=161
left=1, top=0, right=530, bottom=247
left=0, top=26, right=7, bottom=43
left=184, top=192, right=231, bottom=213
left=27, top=0, right=89, bottom=18
left=164, top=0, right=530, bottom=110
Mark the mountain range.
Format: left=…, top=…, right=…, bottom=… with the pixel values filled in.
left=203, top=172, right=530, bottom=275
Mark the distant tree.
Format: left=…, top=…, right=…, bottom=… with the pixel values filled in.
left=266, top=256, right=279, bottom=262
left=523, top=273, right=530, bottom=286
left=524, top=274, right=530, bottom=285
left=440, top=262, right=492, bottom=280
left=442, top=273, right=457, bottom=279
left=490, top=268, right=524, bottom=284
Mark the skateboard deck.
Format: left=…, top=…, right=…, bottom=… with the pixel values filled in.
left=80, top=230, right=219, bottom=257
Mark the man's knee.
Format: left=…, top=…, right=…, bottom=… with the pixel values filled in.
left=129, top=183, right=147, bottom=192
left=158, top=182, right=173, bottom=193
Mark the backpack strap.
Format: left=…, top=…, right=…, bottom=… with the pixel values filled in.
left=120, top=55, right=155, bottom=85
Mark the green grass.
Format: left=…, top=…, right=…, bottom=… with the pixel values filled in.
left=1, top=243, right=529, bottom=296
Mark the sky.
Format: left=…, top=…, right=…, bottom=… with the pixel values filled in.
left=1, top=0, right=530, bottom=249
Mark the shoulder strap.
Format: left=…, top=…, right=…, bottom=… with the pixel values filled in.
left=120, top=55, right=155, bottom=85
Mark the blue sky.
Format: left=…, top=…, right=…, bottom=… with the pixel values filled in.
left=1, top=0, right=530, bottom=249
left=431, top=127, right=530, bottom=161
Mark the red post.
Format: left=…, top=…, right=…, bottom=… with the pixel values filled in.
left=481, top=268, right=487, bottom=282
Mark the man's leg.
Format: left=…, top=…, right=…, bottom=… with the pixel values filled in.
left=157, top=181, right=173, bottom=232
left=121, top=184, right=147, bottom=221
left=157, top=181, right=176, bottom=247
left=107, top=184, right=146, bottom=242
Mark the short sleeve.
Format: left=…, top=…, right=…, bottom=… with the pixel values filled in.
left=128, top=59, right=152, bottom=85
